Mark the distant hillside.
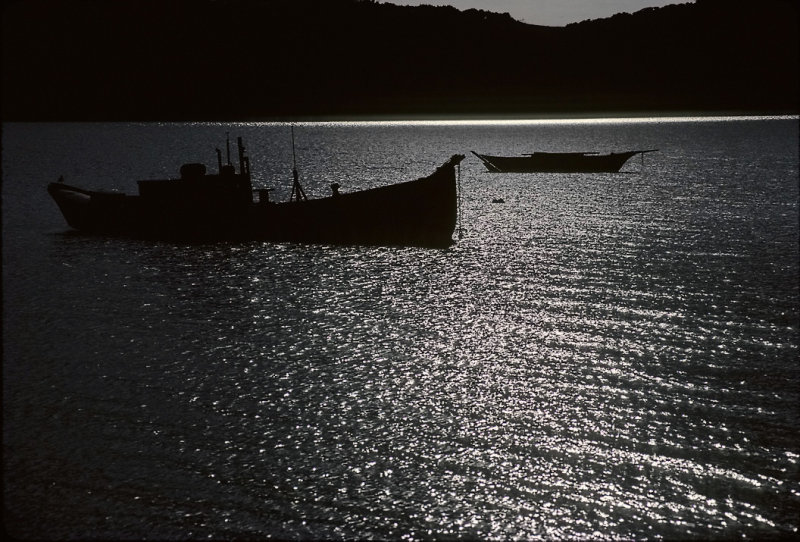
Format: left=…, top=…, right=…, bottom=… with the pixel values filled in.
left=1, top=0, right=797, bottom=120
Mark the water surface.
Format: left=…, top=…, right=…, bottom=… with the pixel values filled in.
left=3, top=117, right=798, bottom=539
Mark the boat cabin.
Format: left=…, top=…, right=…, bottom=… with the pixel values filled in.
left=135, top=136, right=253, bottom=207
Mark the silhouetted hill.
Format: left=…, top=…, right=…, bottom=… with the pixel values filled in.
left=1, top=0, right=797, bottom=120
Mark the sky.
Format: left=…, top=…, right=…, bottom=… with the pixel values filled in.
left=381, top=0, right=690, bottom=27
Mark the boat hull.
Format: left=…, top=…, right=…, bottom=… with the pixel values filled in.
left=48, top=156, right=463, bottom=248
left=472, top=150, right=652, bottom=173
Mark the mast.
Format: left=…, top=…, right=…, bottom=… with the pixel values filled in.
left=289, top=125, right=307, bottom=202
left=291, top=124, right=297, bottom=172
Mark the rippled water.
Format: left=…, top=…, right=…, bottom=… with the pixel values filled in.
left=3, top=118, right=799, bottom=539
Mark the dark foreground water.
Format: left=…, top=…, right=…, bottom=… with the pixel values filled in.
left=3, top=118, right=799, bottom=540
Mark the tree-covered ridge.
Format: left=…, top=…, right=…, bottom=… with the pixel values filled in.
left=2, top=0, right=797, bottom=119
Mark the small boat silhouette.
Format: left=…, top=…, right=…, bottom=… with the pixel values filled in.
left=472, top=149, right=657, bottom=173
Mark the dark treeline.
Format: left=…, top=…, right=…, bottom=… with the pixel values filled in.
left=1, top=0, right=797, bottom=120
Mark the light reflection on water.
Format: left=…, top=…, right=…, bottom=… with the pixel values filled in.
left=2, top=118, right=798, bottom=539
left=252, top=114, right=797, bottom=128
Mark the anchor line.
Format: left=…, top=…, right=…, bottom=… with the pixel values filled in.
left=457, top=162, right=463, bottom=240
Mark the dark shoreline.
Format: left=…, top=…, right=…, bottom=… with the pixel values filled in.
left=5, top=111, right=797, bottom=124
